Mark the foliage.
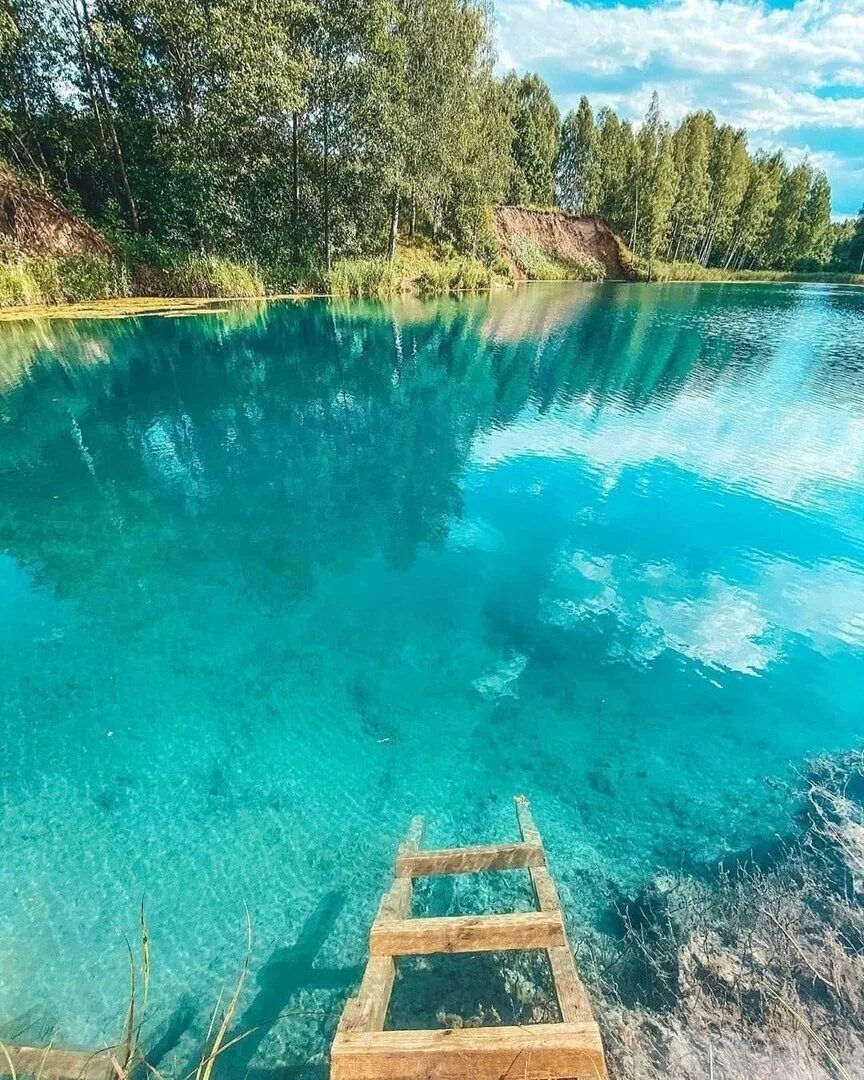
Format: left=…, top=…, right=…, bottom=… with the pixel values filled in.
left=0, top=0, right=513, bottom=274
left=557, top=93, right=841, bottom=272
left=558, top=96, right=599, bottom=214
left=1, top=0, right=855, bottom=286
left=831, top=205, right=864, bottom=272
left=503, top=72, right=560, bottom=207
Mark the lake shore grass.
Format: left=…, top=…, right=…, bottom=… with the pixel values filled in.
left=635, top=259, right=864, bottom=286
left=2, top=246, right=862, bottom=322
left=0, top=237, right=512, bottom=312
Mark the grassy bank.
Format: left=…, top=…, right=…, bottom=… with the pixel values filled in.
left=0, top=249, right=268, bottom=307
left=4, top=246, right=861, bottom=311
left=0, top=236, right=509, bottom=309
left=636, top=260, right=864, bottom=286
left=507, top=233, right=605, bottom=281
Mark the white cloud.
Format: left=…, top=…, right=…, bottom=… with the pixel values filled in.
left=472, top=291, right=864, bottom=520
left=496, top=0, right=864, bottom=93
left=643, top=579, right=778, bottom=674
left=538, top=548, right=864, bottom=675
left=494, top=0, right=864, bottom=209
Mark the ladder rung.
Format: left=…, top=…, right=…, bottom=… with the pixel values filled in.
left=394, top=841, right=544, bottom=877
left=330, top=1021, right=605, bottom=1080
left=370, top=910, right=565, bottom=956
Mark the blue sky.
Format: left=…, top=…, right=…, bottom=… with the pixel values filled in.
left=493, top=0, right=864, bottom=216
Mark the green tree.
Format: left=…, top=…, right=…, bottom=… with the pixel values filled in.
left=503, top=72, right=560, bottom=206
left=796, top=168, right=832, bottom=267
left=593, top=106, right=636, bottom=234
left=668, top=111, right=713, bottom=262
left=847, top=207, right=864, bottom=272
left=0, top=0, right=66, bottom=189
left=631, top=93, right=677, bottom=269
left=700, top=123, right=749, bottom=265
left=764, top=162, right=812, bottom=268
left=723, top=152, right=783, bottom=270
left=557, top=96, right=598, bottom=214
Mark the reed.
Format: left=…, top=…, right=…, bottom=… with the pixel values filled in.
left=164, top=257, right=266, bottom=299
left=102, top=905, right=256, bottom=1080
left=326, top=258, right=401, bottom=298
left=0, top=254, right=131, bottom=307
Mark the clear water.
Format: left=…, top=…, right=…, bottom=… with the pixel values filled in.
left=1, top=282, right=863, bottom=1072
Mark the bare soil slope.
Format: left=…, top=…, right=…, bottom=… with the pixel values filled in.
left=495, top=206, right=635, bottom=281
left=0, top=163, right=114, bottom=257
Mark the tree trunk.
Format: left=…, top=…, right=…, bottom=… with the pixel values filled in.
left=72, top=1, right=108, bottom=152
left=79, top=0, right=140, bottom=233
left=431, top=195, right=441, bottom=240
left=322, top=68, right=331, bottom=272
left=388, top=187, right=400, bottom=262
left=292, top=110, right=300, bottom=264
left=409, top=186, right=416, bottom=237
left=630, top=188, right=639, bottom=253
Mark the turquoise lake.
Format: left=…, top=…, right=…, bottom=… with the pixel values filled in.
left=1, top=282, right=863, bottom=1072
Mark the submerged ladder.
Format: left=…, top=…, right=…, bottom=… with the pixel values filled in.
left=330, top=795, right=608, bottom=1080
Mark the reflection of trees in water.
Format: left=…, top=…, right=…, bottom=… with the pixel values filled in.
left=819, top=287, right=864, bottom=381
left=0, top=286, right=803, bottom=607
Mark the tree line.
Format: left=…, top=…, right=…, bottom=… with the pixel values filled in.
left=557, top=93, right=862, bottom=273
left=1, top=0, right=862, bottom=275
left=1, top=0, right=517, bottom=270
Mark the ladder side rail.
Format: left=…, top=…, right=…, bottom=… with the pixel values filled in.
left=339, top=815, right=426, bottom=1034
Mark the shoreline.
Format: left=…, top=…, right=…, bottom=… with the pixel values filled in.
left=1, top=274, right=861, bottom=324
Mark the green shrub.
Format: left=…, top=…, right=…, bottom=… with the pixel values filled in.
left=417, top=257, right=492, bottom=294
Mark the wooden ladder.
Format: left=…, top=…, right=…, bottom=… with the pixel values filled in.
left=330, top=796, right=608, bottom=1080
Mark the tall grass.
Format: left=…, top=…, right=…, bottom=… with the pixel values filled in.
left=0, top=244, right=266, bottom=308
left=326, top=258, right=400, bottom=298
left=164, top=255, right=266, bottom=299
left=638, top=259, right=864, bottom=285
left=327, top=249, right=499, bottom=298
left=0, top=261, right=43, bottom=306
left=106, top=906, right=254, bottom=1080
left=417, top=257, right=492, bottom=293
left=0, top=254, right=131, bottom=306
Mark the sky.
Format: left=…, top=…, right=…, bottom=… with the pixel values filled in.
left=493, top=0, right=864, bottom=217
